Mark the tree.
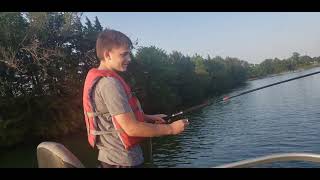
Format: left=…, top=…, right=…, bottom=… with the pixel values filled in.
left=94, top=16, right=103, bottom=32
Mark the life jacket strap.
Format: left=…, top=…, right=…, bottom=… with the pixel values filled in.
left=90, top=129, right=122, bottom=135
left=86, top=111, right=108, bottom=118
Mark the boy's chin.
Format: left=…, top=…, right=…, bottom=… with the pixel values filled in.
left=118, top=67, right=127, bottom=72
left=122, top=66, right=128, bottom=71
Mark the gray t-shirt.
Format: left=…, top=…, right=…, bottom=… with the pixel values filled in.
left=91, top=76, right=144, bottom=166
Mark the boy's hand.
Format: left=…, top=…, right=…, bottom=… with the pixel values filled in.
left=151, top=114, right=167, bottom=124
left=169, top=119, right=189, bottom=135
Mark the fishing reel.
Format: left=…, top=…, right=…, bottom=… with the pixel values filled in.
left=163, top=112, right=187, bottom=124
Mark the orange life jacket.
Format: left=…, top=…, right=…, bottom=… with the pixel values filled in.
left=82, top=68, right=145, bottom=150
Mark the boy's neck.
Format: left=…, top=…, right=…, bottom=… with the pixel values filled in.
left=98, top=63, right=114, bottom=72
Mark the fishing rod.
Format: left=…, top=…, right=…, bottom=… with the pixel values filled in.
left=164, top=70, right=320, bottom=123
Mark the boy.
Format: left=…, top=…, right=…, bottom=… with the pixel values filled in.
left=83, top=29, right=189, bottom=168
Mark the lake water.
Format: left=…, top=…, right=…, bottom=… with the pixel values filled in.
left=152, top=67, right=320, bottom=167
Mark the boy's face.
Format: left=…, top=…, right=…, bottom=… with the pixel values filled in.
left=105, top=46, right=131, bottom=72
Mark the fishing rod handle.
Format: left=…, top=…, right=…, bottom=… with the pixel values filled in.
left=163, top=111, right=184, bottom=123
left=163, top=116, right=173, bottom=124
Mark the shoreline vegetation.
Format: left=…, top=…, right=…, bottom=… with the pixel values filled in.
left=248, top=63, right=320, bottom=81
left=1, top=12, right=320, bottom=148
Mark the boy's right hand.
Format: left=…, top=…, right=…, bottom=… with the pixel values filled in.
left=169, top=119, right=189, bottom=135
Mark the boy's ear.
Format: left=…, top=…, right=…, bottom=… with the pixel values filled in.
left=103, top=50, right=111, bottom=61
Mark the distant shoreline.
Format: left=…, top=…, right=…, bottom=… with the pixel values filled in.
left=248, top=64, right=320, bottom=81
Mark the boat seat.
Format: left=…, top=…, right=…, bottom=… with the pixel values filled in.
left=37, top=141, right=85, bottom=168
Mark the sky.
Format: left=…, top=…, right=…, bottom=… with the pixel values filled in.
left=83, top=12, right=320, bottom=64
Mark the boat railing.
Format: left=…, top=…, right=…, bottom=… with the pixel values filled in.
left=214, top=153, right=320, bottom=168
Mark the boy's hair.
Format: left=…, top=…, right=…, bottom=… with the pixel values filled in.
left=96, top=29, right=133, bottom=61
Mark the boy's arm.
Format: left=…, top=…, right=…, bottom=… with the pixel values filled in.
left=115, top=112, right=173, bottom=137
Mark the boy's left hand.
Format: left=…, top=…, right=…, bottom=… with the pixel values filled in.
left=151, top=114, right=167, bottom=124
